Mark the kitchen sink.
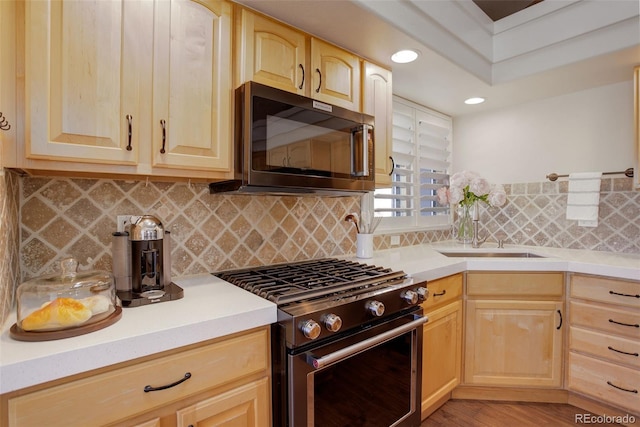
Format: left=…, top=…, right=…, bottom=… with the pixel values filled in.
left=438, top=251, right=546, bottom=258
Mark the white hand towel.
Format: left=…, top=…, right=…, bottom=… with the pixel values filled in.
left=567, top=192, right=600, bottom=206
left=567, top=178, right=602, bottom=192
left=566, top=172, right=602, bottom=227
left=566, top=205, right=600, bottom=221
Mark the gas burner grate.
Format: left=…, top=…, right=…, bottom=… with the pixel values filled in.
left=214, top=258, right=406, bottom=305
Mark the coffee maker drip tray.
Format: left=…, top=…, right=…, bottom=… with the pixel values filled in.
left=117, top=282, right=184, bottom=307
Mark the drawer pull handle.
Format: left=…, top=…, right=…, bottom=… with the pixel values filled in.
left=606, top=381, right=638, bottom=394
left=433, top=290, right=447, bottom=297
left=609, top=290, right=640, bottom=298
left=609, top=319, right=640, bottom=328
left=608, top=346, right=639, bottom=357
left=556, top=310, right=562, bottom=330
left=144, top=372, right=191, bottom=392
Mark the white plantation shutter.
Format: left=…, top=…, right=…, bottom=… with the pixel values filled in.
left=374, top=96, right=452, bottom=230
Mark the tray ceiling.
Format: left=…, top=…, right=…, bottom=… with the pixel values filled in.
left=237, top=0, right=639, bottom=116
left=473, top=0, right=544, bottom=21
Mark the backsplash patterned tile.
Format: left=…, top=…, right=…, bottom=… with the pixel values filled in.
left=16, top=176, right=448, bottom=284
left=481, top=177, right=639, bottom=253
left=15, top=176, right=640, bottom=283
left=0, top=170, right=20, bottom=325
left=2, top=173, right=637, bottom=326
left=18, top=178, right=350, bottom=280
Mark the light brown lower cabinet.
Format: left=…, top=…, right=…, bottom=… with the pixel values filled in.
left=0, top=326, right=271, bottom=427
left=175, top=377, right=269, bottom=427
left=420, top=273, right=463, bottom=419
left=568, top=273, right=640, bottom=417
left=420, top=271, right=640, bottom=422
left=463, top=272, right=565, bottom=388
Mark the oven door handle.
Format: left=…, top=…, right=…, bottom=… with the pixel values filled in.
left=307, top=315, right=428, bottom=370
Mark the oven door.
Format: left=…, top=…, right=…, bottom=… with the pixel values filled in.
left=288, top=310, right=426, bottom=427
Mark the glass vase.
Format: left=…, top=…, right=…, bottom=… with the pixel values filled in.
left=455, top=203, right=474, bottom=244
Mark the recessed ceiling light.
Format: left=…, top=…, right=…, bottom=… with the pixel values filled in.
left=464, top=97, right=486, bottom=105
left=391, top=50, right=418, bottom=64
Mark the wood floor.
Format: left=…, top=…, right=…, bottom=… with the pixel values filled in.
left=421, top=400, right=624, bottom=426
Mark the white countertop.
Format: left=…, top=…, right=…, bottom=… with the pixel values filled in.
left=345, top=242, right=640, bottom=282
left=0, top=275, right=277, bottom=394
left=1, top=242, right=638, bottom=394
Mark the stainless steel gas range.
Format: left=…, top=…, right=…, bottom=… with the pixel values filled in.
left=215, top=258, right=429, bottom=427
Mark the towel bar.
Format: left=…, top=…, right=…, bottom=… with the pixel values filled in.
left=546, top=168, right=634, bottom=182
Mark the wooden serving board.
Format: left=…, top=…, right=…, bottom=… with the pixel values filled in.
left=9, top=306, right=122, bottom=341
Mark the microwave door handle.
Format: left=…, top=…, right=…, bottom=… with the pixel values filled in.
left=351, top=124, right=371, bottom=177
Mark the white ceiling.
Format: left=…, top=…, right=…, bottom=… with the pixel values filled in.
left=236, top=0, right=640, bottom=117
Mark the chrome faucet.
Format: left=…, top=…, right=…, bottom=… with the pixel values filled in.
left=471, top=204, right=487, bottom=248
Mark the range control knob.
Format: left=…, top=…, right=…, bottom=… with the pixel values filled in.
left=366, top=300, right=385, bottom=317
left=300, top=319, right=321, bottom=340
left=322, top=313, right=342, bottom=332
left=401, top=289, right=419, bottom=305
left=416, top=287, right=429, bottom=301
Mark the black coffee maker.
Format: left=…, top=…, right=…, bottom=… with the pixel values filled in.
left=112, top=215, right=183, bottom=307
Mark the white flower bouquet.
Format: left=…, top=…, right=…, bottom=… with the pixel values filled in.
left=436, top=171, right=507, bottom=243
left=436, top=170, right=506, bottom=208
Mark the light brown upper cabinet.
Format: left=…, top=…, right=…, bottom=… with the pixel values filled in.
left=236, top=9, right=307, bottom=96
left=16, top=0, right=232, bottom=180
left=0, top=0, right=17, bottom=168
left=310, top=38, right=361, bottom=112
left=635, top=66, right=639, bottom=190
left=150, top=0, right=232, bottom=173
left=363, top=62, right=393, bottom=187
left=236, top=7, right=361, bottom=112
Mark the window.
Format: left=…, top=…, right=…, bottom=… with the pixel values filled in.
left=374, top=97, right=452, bottom=231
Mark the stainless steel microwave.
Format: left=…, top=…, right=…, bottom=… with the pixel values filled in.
left=209, top=81, right=375, bottom=195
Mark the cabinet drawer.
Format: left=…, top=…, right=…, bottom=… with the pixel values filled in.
left=467, top=272, right=564, bottom=298
left=569, top=352, right=640, bottom=414
left=571, top=274, right=640, bottom=309
left=7, top=327, right=269, bottom=427
left=421, top=274, right=462, bottom=312
left=570, top=301, right=640, bottom=339
left=570, top=326, right=640, bottom=369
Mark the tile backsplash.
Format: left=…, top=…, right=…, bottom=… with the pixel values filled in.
left=0, top=170, right=20, bottom=324
left=17, top=176, right=449, bottom=282
left=481, top=178, right=639, bottom=253
left=1, top=172, right=638, bottom=326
